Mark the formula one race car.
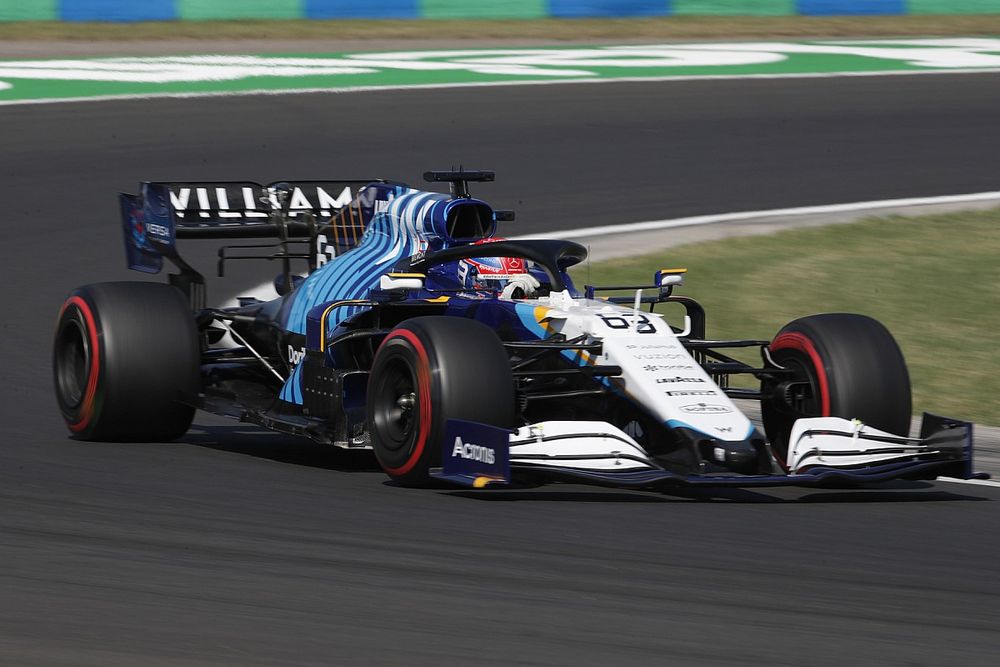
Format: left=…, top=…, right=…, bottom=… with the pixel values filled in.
left=53, top=170, right=984, bottom=491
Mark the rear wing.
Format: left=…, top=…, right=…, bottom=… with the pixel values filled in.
left=119, top=179, right=384, bottom=308
left=163, top=181, right=374, bottom=236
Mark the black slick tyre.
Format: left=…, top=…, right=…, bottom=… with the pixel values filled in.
left=367, top=317, right=515, bottom=486
left=761, top=313, right=911, bottom=464
left=53, top=282, right=200, bottom=441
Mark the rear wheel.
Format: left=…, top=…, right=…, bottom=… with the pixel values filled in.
left=367, top=317, right=515, bottom=486
left=761, top=313, right=911, bottom=464
left=53, top=282, right=200, bottom=441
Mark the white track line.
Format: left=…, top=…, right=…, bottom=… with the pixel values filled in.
left=3, top=66, right=1000, bottom=107
left=937, top=477, right=1000, bottom=488
left=518, top=190, right=1000, bottom=240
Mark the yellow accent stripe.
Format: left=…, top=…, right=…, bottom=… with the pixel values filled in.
left=348, top=201, right=359, bottom=246
left=387, top=273, right=426, bottom=278
left=319, top=299, right=369, bottom=351
left=659, top=268, right=687, bottom=273
left=472, top=476, right=504, bottom=489
left=423, top=296, right=450, bottom=303
left=533, top=306, right=555, bottom=334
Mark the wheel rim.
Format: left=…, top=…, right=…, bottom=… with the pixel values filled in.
left=778, top=354, right=823, bottom=418
left=55, top=317, right=89, bottom=410
left=371, top=356, right=419, bottom=453
left=762, top=350, right=824, bottom=464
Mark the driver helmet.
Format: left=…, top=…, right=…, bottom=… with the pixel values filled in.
left=456, top=238, right=528, bottom=292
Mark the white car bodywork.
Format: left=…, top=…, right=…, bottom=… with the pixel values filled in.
left=504, top=290, right=943, bottom=475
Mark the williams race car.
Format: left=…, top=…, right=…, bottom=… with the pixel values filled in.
left=53, top=171, right=984, bottom=491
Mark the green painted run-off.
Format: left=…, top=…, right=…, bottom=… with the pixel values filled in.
left=2, top=40, right=1000, bottom=104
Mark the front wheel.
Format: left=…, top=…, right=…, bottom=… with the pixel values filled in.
left=367, top=317, right=515, bottom=486
left=761, top=313, right=911, bottom=464
left=53, top=282, right=200, bottom=441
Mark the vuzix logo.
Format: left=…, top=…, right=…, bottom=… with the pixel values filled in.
left=656, top=376, right=705, bottom=384
left=287, top=345, right=306, bottom=366
left=169, top=184, right=353, bottom=220
left=665, top=390, right=716, bottom=396
left=680, top=403, right=731, bottom=414
left=452, top=437, right=496, bottom=464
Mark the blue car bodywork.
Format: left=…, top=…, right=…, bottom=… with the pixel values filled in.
left=115, top=172, right=984, bottom=491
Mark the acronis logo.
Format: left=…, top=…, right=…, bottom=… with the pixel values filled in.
left=451, top=437, right=496, bottom=464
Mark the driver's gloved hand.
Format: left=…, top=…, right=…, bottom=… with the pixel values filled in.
left=501, top=273, right=541, bottom=300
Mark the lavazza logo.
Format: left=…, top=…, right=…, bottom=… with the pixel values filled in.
left=452, top=437, right=496, bottom=464
left=656, top=376, right=705, bottom=384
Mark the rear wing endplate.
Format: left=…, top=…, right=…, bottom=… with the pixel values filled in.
left=119, top=179, right=380, bottom=309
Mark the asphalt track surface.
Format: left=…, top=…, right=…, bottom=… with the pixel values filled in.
left=2, top=74, right=999, bottom=665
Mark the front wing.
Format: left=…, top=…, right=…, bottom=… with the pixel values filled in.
left=430, top=413, right=984, bottom=491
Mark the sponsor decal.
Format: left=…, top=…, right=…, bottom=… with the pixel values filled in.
left=287, top=345, right=306, bottom=366
left=451, top=437, right=496, bottom=465
left=665, top=390, right=716, bottom=396
left=656, top=376, right=705, bottom=384
left=626, top=343, right=677, bottom=350
left=680, top=403, right=732, bottom=414
left=632, top=353, right=687, bottom=360
left=643, top=364, right=695, bottom=372
left=714, top=426, right=734, bottom=434
left=168, top=184, right=353, bottom=221
left=146, top=222, right=170, bottom=238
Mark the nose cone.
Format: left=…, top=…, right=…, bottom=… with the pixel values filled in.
left=697, top=431, right=766, bottom=474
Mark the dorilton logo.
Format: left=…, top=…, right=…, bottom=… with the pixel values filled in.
left=452, top=437, right=496, bottom=464
left=665, top=390, right=716, bottom=396
left=287, top=345, right=306, bottom=366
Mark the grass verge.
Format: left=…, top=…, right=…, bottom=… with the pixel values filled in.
left=571, top=208, right=1000, bottom=426
left=1, top=16, right=1000, bottom=42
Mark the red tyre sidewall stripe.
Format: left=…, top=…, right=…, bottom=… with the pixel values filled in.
left=377, top=329, right=432, bottom=477
left=60, top=296, right=100, bottom=433
left=771, top=331, right=830, bottom=416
